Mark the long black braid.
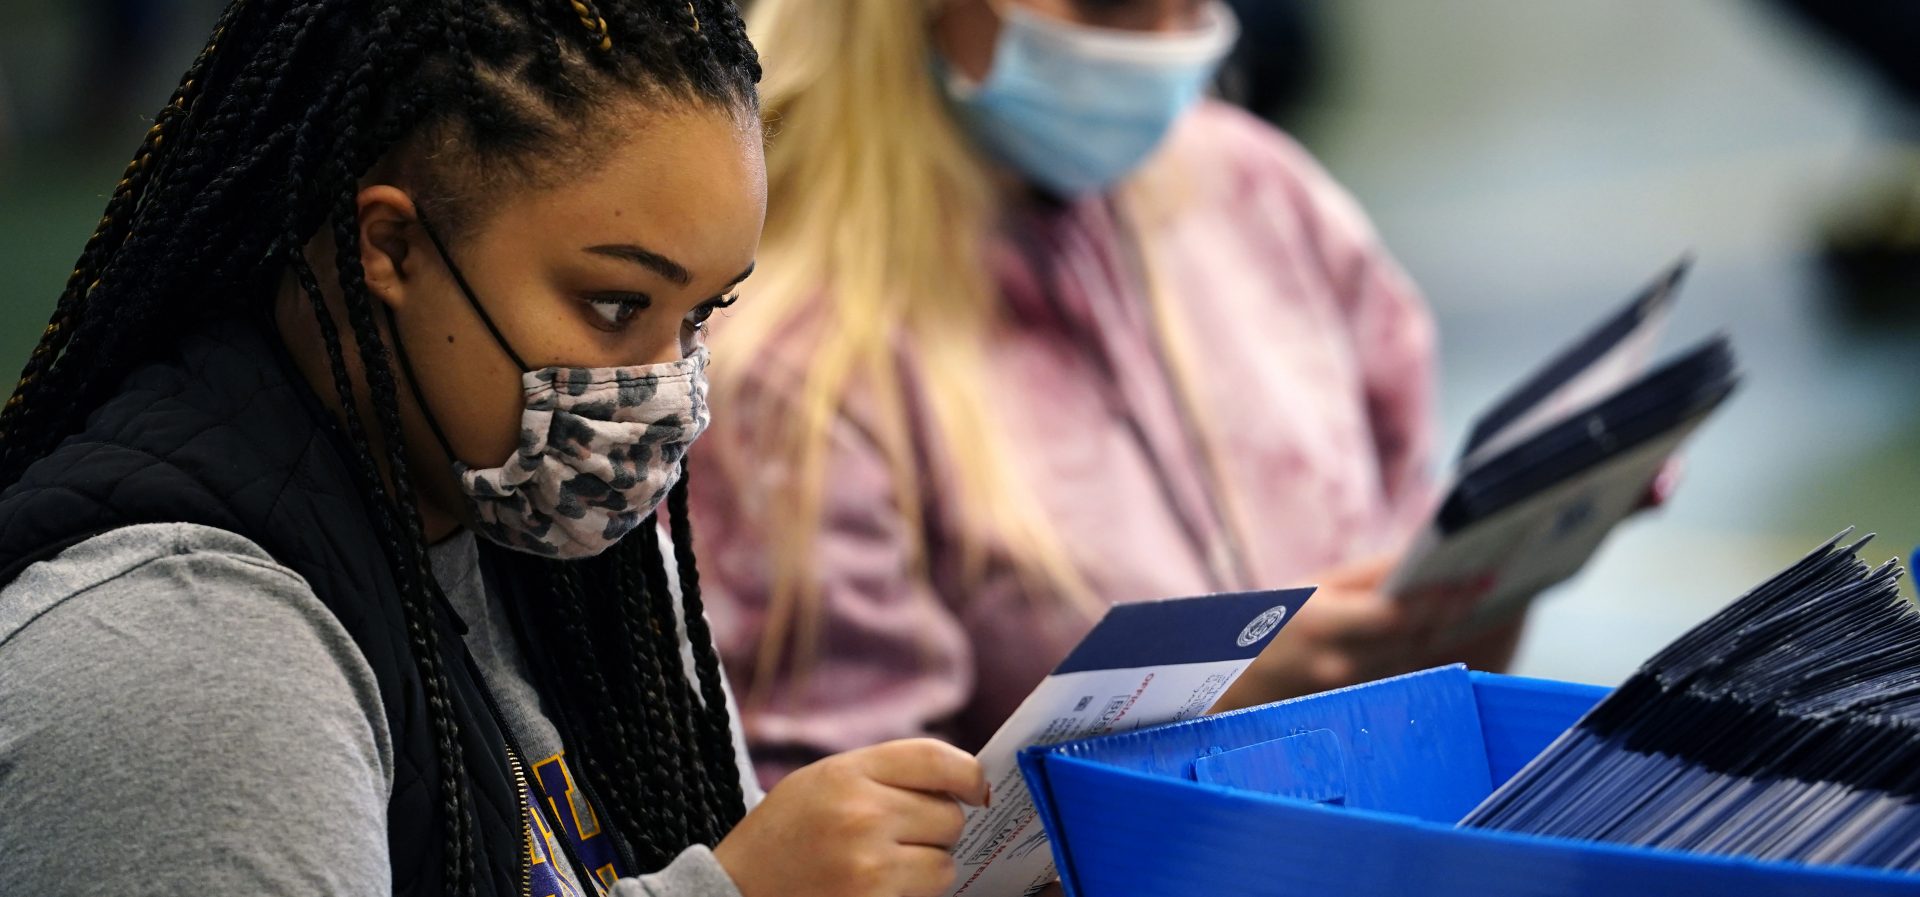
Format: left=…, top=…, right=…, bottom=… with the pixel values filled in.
left=669, top=467, right=752, bottom=825
left=0, top=1, right=759, bottom=891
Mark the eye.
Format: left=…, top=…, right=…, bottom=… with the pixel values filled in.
left=584, top=292, right=651, bottom=329
left=683, top=293, right=741, bottom=331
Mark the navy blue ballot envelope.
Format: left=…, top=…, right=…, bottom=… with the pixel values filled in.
left=1389, top=257, right=1739, bottom=639
left=1463, top=531, right=1920, bottom=874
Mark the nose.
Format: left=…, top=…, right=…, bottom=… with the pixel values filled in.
left=1007, top=0, right=1207, bottom=32
left=668, top=332, right=703, bottom=365
left=1144, top=0, right=1209, bottom=32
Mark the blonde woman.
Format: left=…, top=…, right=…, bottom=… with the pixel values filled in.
left=695, top=0, right=1526, bottom=783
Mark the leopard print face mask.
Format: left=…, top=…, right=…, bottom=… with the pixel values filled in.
left=394, top=217, right=711, bottom=559
left=459, top=351, right=709, bottom=558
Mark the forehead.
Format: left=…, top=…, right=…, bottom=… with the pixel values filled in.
left=476, top=100, right=766, bottom=271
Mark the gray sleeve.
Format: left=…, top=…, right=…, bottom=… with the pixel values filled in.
left=0, top=523, right=394, bottom=896
left=612, top=845, right=745, bottom=897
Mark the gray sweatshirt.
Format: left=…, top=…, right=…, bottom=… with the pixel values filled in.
left=0, top=522, right=762, bottom=896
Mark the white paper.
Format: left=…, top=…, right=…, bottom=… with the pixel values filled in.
left=941, top=589, right=1311, bottom=897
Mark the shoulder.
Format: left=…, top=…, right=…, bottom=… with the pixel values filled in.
left=0, top=522, right=396, bottom=892
left=0, top=521, right=321, bottom=651
left=1160, top=100, right=1341, bottom=192
left=0, top=521, right=392, bottom=780
left=1, top=522, right=300, bottom=627
left=1153, top=100, right=1386, bottom=248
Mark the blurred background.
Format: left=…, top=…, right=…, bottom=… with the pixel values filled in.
left=1, top=0, right=1914, bottom=686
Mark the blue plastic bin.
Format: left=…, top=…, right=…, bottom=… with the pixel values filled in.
left=1019, top=665, right=1920, bottom=897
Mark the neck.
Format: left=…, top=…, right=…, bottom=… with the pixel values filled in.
left=419, top=505, right=464, bottom=545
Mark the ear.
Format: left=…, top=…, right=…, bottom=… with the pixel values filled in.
left=357, top=185, right=422, bottom=311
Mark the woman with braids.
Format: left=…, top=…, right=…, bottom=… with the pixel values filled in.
left=0, top=2, right=987, bottom=897
left=693, top=0, right=1530, bottom=785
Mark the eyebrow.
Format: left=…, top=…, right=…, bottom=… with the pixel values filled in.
left=585, top=244, right=756, bottom=293
left=722, top=262, right=756, bottom=289
left=585, top=243, right=692, bottom=286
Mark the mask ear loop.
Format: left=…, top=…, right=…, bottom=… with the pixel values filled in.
left=386, top=210, right=528, bottom=469
left=387, top=305, right=470, bottom=470
left=416, top=212, right=534, bottom=374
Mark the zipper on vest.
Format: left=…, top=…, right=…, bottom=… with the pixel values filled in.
left=504, top=740, right=535, bottom=897
left=466, top=651, right=606, bottom=894
left=506, top=736, right=602, bottom=895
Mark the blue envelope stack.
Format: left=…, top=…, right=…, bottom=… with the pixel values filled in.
left=1019, top=665, right=1920, bottom=897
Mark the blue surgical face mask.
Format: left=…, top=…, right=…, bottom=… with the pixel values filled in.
left=939, top=1, right=1240, bottom=198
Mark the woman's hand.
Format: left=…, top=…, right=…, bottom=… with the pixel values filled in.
left=1210, top=553, right=1423, bottom=713
left=714, top=738, right=989, bottom=897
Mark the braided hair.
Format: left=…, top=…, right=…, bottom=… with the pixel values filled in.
left=0, top=1, right=760, bottom=891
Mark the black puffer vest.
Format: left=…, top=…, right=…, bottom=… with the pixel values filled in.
left=0, top=319, right=524, bottom=896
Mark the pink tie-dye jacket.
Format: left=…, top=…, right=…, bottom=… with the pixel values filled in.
left=691, top=102, right=1437, bottom=784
